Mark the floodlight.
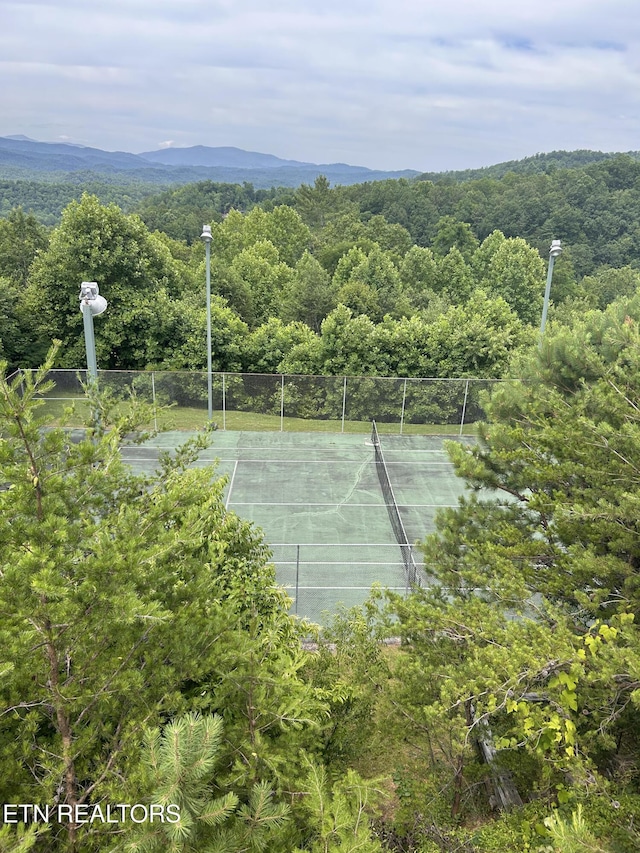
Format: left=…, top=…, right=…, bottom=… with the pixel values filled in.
left=549, top=239, right=563, bottom=259
left=79, top=281, right=108, bottom=316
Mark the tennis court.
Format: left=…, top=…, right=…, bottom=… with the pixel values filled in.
left=120, top=427, right=475, bottom=623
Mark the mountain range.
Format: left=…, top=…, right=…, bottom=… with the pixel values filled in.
left=0, top=136, right=419, bottom=187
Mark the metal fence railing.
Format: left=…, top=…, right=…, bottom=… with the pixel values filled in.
left=23, top=369, right=509, bottom=434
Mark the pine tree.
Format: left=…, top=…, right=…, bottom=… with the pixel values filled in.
left=292, top=757, right=385, bottom=853
left=383, top=296, right=640, bottom=841
left=122, top=713, right=290, bottom=853
left=0, top=347, right=302, bottom=852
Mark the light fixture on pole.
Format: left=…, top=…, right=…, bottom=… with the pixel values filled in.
left=539, top=239, right=562, bottom=345
left=200, top=224, right=213, bottom=422
left=79, top=281, right=107, bottom=382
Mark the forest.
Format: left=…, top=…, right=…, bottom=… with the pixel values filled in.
left=1, top=154, right=640, bottom=851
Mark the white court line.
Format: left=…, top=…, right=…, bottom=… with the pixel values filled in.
left=122, top=446, right=451, bottom=454
left=283, top=586, right=407, bottom=590
left=278, top=560, right=418, bottom=569
left=121, top=457, right=454, bottom=466
left=270, top=542, right=420, bottom=546
left=377, top=448, right=456, bottom=453
left=225, top=460, right=239, bottom=509
left=229, top=502, right=456, bottom=507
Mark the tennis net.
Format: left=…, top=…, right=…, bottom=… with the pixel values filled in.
left=370, top=421, right=421, bottom=588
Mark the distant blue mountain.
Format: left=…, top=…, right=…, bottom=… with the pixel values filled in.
left=5, top=134, right=38, bottom=142
left=138, top=145, right=315, bottom=169
left=0, top=137, right=420, bottom=187
left=0, top=136, right=147, bottom=171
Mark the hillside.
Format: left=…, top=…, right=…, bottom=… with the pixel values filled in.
left=417, top=148, right=640, bottom=182
left=0, top=137, right=418, bottom=188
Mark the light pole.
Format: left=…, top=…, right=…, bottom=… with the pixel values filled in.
left=201, top=224, right=213, bottom=422
left=539, top=239, right=562, bottom=346
left=79, top=281, right=107, bottom=382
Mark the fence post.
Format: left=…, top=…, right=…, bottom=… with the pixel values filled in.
left=341, top=376, right=347, bottom=433
left=400, top=378, right=407, bottom=435
left=151, top=371, right=158, bottom=432
left=222, top=373, right=226, bottom=431
left=459, top=379, right=470, bottom=436
left=295, top=545, right=300, bottom=617
left=280, top=374, right=285, bottom=432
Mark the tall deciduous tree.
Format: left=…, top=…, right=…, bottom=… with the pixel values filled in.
left=481, top=236, right=546, bottom=325
left=279, top=251, right=336, bottom=331
left=432, top=216, right=479, bottom=262
left=311, top=305, right=384, bottom=376
left=332, top=247, right=368, bottom=292
left=0, top=207, right=49, bottom=289
left=148, top=293, right=248, bottom=372
left=229, top=240, right=293, bottom=326
left=211, top=206, right=311, bottom=268
left=399, top=245, right=439, bottom=310
left=360, top=215, right=413, bottom=258
left=0, top=209, right=51, bottom=366
left=0, top=277, right=33, bottom=367
left=332, top=245, right=408, bottom=321
left=243, top=205, right=311, bottom=267
left=242, top=317, right=318, bottom=373
left=578, top=265, right=640, bottom=311
left=435, top=247, right=475, bottom=303
left=470, top=229, right=507, bottom=282
left=25, top=194, right=185, bottom=369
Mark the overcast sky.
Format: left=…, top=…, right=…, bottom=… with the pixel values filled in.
left=2, top=0, right=640, bottom=172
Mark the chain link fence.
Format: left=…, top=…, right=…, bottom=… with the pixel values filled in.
left=20, top=369, right=507, bottom=433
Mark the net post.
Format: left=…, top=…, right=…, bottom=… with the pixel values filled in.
left=280, top=373, right=285, bottom=432
left=404, top=545, right=409, bottom=596
left=460, top=379, right=470, bottom=436
left=341, top=376, right=347, bottom=433
left=222, top=373, right=226, bottom=430
left=400, top=378, right=407, bottom=435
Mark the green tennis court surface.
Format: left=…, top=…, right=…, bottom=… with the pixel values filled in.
left=120, top=430, right=476, bottom=624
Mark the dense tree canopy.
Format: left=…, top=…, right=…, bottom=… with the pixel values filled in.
left=0, top=190, right=563, bottom=378
left=342, top=156, right=640, bottom=278
left=25, top=195, right=186, bottom=369
left=4, top=158, right=640, bottom=851
left=6, top=152, right=640, bottom=380
left=377, top=297, right=640, bottom=850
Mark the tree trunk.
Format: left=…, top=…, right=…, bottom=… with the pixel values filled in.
left=45, top=629, right=79, bottom=850
left=466, top=701, right=523, bottom=811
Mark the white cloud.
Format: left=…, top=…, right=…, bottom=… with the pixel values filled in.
left=1, top=0, right=640, bottom=169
